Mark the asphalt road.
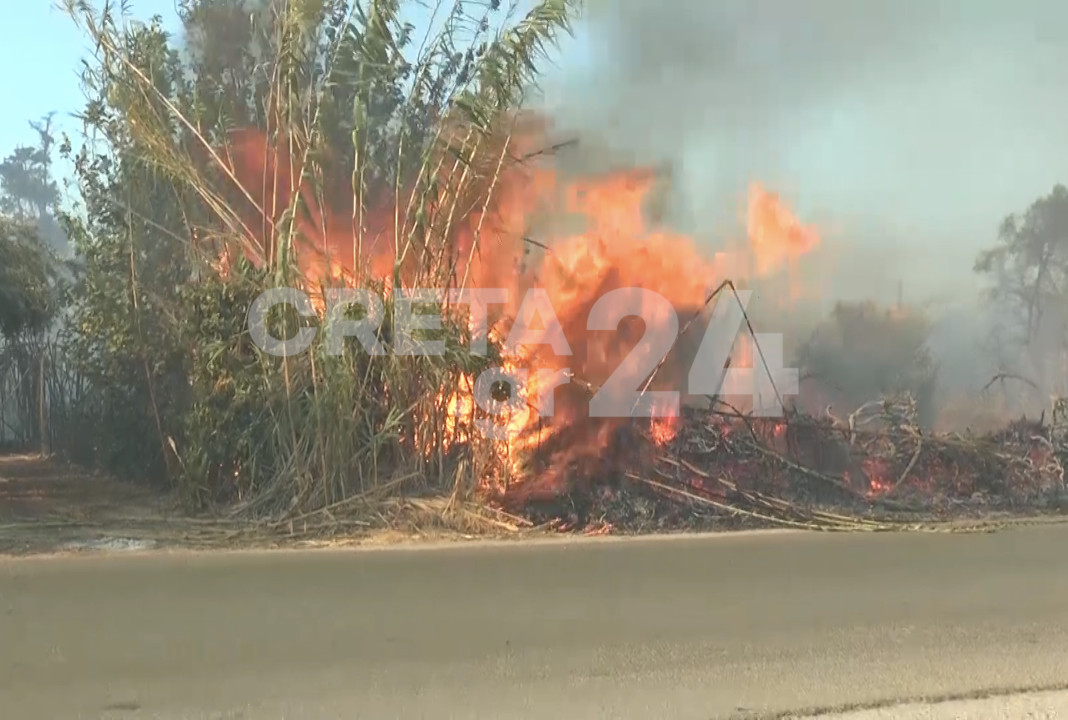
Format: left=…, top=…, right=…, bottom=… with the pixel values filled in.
left=3, top=524, right=1068, bottom=719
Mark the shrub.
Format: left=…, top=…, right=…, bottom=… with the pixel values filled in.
left=795, top=301, right=938, bottom=426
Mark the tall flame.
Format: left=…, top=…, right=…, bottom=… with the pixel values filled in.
left=219, top=114, right=821, bottom=497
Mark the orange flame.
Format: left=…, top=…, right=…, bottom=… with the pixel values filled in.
left=218, top=113, right=821, bottom=497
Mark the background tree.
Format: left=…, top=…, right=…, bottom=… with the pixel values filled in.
left=974, top=183, right=1068, bottom=397
left=795, top=300, right=938, bottom=427
left=0, top=220, right=54, bottom=448
left=0, top=115, right=67, bottom=253
left=0, top=221, right=59, bottom=339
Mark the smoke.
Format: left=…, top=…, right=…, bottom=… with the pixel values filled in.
left=533, top=0, right=1068, bottom=423
left=541, top=0, right=1068, bottom=303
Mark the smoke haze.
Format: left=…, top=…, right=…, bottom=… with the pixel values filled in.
left=540, top=0, right=1068, bottom=307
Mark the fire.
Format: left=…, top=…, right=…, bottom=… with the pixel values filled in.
left=866, top=465, right=894, bottom=496
left=218, top=113, right=821, bottom=496
left=650, top=414, right=679, bottom=445
left=747, top=183, right=820, bottom=275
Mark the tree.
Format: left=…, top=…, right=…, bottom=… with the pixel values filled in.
left=0, top=112, right=69, bottom=451
left=974, top=184, right=1068, bottom=395
left=0, top=114, right=67, bottom=253
left=0, top=220, right=59, bottom=340
left=975, top=184, right=1068, bottom=344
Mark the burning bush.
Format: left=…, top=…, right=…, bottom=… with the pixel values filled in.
left=57, top=0, right=825, bottom=521
left=56, top=0, right=580, bottom=513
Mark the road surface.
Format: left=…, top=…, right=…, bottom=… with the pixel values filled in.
left=3, top=524, right=1068, bottom=719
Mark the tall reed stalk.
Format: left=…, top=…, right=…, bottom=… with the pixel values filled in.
left=59, top=0, right=579, bottom=517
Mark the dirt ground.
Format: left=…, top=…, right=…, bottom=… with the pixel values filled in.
left=4, top=452, right=1066, bottom=557
left=0, top=453, right=530, bottom=556
left=0, top=452, right=766, bottom=558
left=0, top=453, right=238, bottom=555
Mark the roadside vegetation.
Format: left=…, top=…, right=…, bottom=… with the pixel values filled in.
left=2, top=0, right=578, bottom=527
left=1, top=0, right=1067, bottom=544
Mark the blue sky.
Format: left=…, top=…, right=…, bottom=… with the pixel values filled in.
left=0, top=2, right=86, bottom=150
left=0, top=1, right=178, bottom=151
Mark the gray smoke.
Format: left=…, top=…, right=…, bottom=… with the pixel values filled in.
left=533, top=0, right=1068, bottom=420
left=541, top=0, right=1068, bottom=304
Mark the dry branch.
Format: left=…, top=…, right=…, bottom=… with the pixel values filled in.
left=501, top=390, right=1068, bottom=532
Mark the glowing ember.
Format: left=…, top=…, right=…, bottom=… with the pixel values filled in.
left=863, top=458, right=894, bottom=496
